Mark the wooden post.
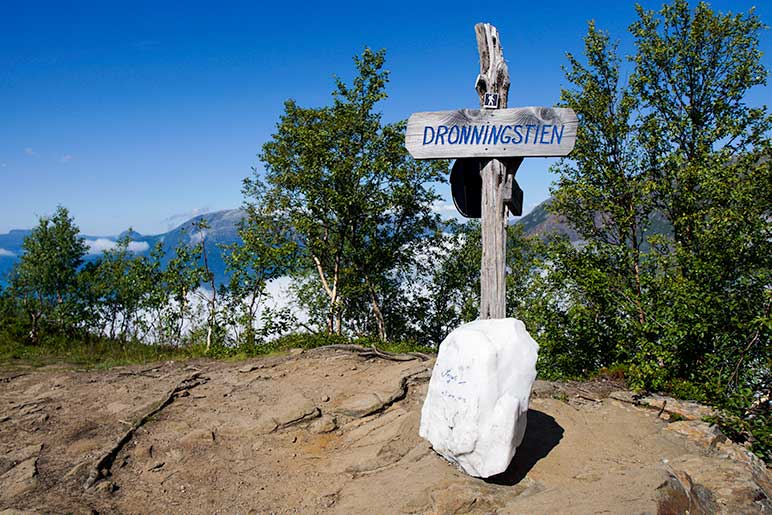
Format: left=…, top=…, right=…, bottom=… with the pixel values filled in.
left=475, top=23, right=516, bottom=320
left=404, top=26, right=578, bottom=320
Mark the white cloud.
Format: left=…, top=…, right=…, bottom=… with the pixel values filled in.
left=432, top=199, right=539, bottom=220
left=85, top=238, right=150, bottom=255
left=59, top=154, right=73, bottom=163
left=432, top=201, right=457, bottom=213
left=127, top=241, right=150, bottom=253
left=432, top=200, right=463, bottom=220
left=189, top=230, right=206, bottom=245
left=0, top=248, right=15, bottom=257
left=24, top=147, right=37, bottom=157
left=86, top=239, right=115, bottom=254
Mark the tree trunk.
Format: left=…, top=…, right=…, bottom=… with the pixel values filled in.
left=29, top=311, right=40, bottom=345
left=630, top=221, right=646, bottom=326
left=367, top=282, right=387, bottom=341
left=311, top=253, right=340, bottom=334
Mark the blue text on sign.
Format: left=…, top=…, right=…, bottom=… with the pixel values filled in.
left=422, top=124, right=565, bottom=146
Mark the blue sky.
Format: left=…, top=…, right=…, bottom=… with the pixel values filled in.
left=1, top=0, right=770, bottom=235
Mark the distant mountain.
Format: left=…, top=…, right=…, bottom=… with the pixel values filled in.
left=155, top=209, right=245, bottom=285
left=0, top=209, right=246, bottom=287
left=0, top=202, right=575, bottom=288
left=514, top=199, right=581, bottom=242
left=514, top=198, right=672, bottom=250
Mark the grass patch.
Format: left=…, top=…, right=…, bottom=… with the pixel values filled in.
left=0, top=331, right=435, bottom=370
left=0, top=333, right=199, bottom=369
left=204, top=332, right=436, bottom=359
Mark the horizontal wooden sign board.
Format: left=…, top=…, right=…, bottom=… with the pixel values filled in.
left=405, top=107, right=578, bottom=159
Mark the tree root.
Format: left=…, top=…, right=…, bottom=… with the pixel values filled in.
left=1, top=372, right=28, bottom=383
left=117, top=365, right=163, bottom=378
left=373, top=367, right=432, bottom=414
left=338, top=367, right=432, bottom=420
left=84, top=372, right=208, bottom=490
left=307, top=344, right=433, bottom=362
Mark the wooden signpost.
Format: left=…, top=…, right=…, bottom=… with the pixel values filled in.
left=405, top=23, right=578, bottom=320
left=405, top=107, right=578, bottom=159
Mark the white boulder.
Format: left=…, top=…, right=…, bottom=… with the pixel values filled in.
left=419, top=318, right=539, bottom=478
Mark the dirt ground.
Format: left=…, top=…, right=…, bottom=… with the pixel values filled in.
left=0, top=349, right=769, bottom=514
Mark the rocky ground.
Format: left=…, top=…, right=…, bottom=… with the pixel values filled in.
left=0, top=349, right=769, bottom=514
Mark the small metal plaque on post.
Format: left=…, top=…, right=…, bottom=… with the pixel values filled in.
left=483, top=93, right=499, bottom=109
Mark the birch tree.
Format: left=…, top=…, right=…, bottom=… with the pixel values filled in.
left=256, top=48, right=444, bottom=338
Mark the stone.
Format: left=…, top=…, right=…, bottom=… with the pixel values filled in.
left=419, top=318, right=539, bottom=478
left=608, top=391, right=716, bottom=421
left=310, top=415, right=337, bottom=434
left=253, top=394, right=320, bottom=433
left=0, top=444, right=43, bottom=475
left=665, top=455, right=772, bottom=514
left=657, top=469, right=716, bottom=515
left=531, top=380, right=558, bottom=398
left=640, top=395, right=716, bottom=421
left=63, top=460, right=92, bottom=480
left=665, top=420, right=726, bottom=450
left=336, top=393, right=386, bottom=418
left=0, top=456, right=39, bottom=498
left=238, top=363, right=263, bottom=373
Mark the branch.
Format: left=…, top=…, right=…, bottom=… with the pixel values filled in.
left=728, top=300, right=770, bottom=388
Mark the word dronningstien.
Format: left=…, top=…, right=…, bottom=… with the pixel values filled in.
left=421, top=124, right=565, bottom=146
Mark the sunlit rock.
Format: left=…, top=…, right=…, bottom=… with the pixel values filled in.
left=419, top=318, right=538, bottom=478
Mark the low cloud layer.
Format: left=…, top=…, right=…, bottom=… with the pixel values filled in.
left=85, top=238, right=150, bottom=255
left=432, top=201, right=462, bottom=220
left=162, top=207, right=210, bottom=230
left=0, top=248, right=15, bottom=257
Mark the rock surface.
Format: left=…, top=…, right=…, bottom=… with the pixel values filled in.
left=254, top=393, right=320, bottom=433
left=0, top=456, right=39, bottom=499
left=419, top=318, right=539, bottom=478
left=0, top=351, right=769, bottom=514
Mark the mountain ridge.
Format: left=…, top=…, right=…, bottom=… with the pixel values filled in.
left=0, top=201, right=574, bottom=286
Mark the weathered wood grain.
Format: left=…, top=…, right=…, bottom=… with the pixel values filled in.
left=476, top=22, right=510, bottom=320
left=405, top=107, right=578, bottom=159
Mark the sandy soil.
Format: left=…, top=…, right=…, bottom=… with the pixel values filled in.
left=0, top=350, right=769, bottom=514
